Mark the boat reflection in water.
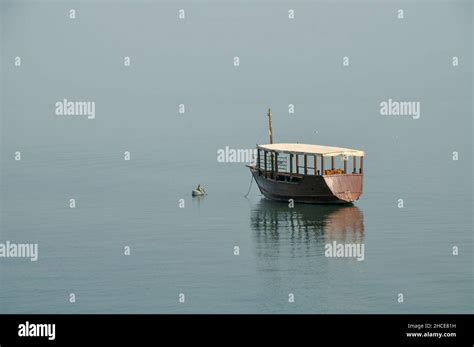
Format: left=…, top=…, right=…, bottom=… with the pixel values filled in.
left=250, top=200, right=365, bottom=312
left=250, top=199, right=365, bottom=248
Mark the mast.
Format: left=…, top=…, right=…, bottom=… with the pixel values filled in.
left=267, top=108, right=273, bottom=144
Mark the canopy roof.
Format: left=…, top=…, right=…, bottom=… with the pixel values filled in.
left=257, top=143, right=364, bottom=157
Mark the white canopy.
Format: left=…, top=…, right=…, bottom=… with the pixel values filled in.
left=257, top=143, right=364, bottom=157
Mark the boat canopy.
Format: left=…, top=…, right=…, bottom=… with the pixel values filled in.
left=257, top=143, right=365, bottom=157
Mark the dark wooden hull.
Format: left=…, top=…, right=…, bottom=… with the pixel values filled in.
left=249, top=166, right=363, bottom=204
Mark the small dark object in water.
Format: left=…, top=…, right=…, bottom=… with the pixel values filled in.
left=192, top=184, right=206, bottom=197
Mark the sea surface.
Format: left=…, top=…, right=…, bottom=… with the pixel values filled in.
left=0, top=0, right=472, bottom=313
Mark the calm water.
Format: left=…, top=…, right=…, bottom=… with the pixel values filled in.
left=0, top=1, right=472, bottom=313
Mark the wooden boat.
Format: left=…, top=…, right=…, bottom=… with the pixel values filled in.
left=247, top=109, right=364, bottom=204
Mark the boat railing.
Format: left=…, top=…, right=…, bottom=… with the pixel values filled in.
left=256, top=149, right=364, bottom=178
left=253, top=165, right=362, bottom=178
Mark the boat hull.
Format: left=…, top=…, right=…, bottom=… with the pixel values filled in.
left=249, top=167, right=363, bottom=204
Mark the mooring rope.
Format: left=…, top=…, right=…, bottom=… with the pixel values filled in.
left=244, top=174, right=254, bottom=198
